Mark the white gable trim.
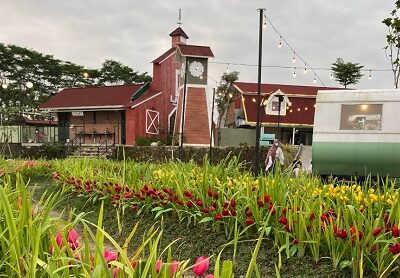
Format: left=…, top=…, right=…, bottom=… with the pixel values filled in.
left=131, top=92, right=162, bottom=108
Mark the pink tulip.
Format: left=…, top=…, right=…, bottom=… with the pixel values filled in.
left=170, top=260, right=179, bottom=276
left=113, top=267, right=119, bottom=277
left=104, top=250, right=118, bottom=263
left=193, top=256, right=210, bottom=276
left=156, top=259, right=163, bottom=273
left=205, top=275, right=214, bottom=278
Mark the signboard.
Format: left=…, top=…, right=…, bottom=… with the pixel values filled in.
left=72, top=111, right=84, bottom=116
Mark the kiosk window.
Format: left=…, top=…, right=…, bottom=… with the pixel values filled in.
left=340, top=104, right=382, bottom=130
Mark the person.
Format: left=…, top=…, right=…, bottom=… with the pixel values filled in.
left=291, top=160, right=302, bottom=177
left=265, top=139, right=285, bottom=174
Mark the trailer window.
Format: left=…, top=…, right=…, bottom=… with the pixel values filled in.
left=340, top=104, right=382, bottom=131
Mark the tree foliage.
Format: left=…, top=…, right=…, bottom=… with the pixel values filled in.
left=215, top=71, right=239, bottom=130
left=331, top=58, right=363, bottom=88
left=383, top=0, right=400, bottom=88
left=0, top=43, right=151, bottom=123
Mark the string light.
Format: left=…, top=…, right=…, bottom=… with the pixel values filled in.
left=313, top=78, right=317, bottom=84
left=304, top=65, right=307, bottom=74
left=263, top=14, right=267, bottom=29
left=278, top=36, right=282, bottom=48
left=292, top=52, right=296, bottom=63
left=368, top=70, right=372, bottom=80
left=293, top=67, right=296, bottom=78
left=330, top=73, right=334, bottom=80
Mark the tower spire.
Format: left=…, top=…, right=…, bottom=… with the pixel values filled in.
left=177, top=8, right=182, bottom=26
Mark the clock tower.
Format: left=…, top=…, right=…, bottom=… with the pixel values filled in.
left=175, top=44, right=214, bottom=146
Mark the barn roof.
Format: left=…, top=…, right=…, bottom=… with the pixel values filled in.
left=233, top=82, right=342, bottom=127
left=39, top=84, right=146, bottom=111
left=177, top=44, right=214, bottom=58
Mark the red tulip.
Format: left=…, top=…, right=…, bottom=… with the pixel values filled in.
left=269, top=207, right=276, bottom=215
left=68, top=229, right=79, bottom=243
left=292, top=238, right=299, bottom=244
left=195, top=198, right=203, bottom=207
left=193, top=256, right=210, bottom=276
left=176, top=199, right=183, bottom=206
left=230, top=199, right=236, bottom=207
left=56, top=232, right=63, bottom=248
left=282, top=207, right=287, bottom=215
left=372, top=227, right=382, bottom=237
left=201, top=207, right=209, bottom=214
left=124, top=192, right=133, bottom=198
left=215, top=213, right=222, bottom=220
left=245, top=211, right=253, bottom=217
left=264, top=194, right=271, bottom=203
left=156, top=259, right=162, bottom=273
left=207, top=188, right=213, bottom=197
left=389, top=243, right=400, bottom=255
left=309, top=212, right=315, bottom=221
left=209, top=206, right=215, bottom=212
left=370, top=245, right=377, bottom=253
left=335, top=228, right=347, bottom=239
left=257, top=200, right=264, bottom=207
left=230, top=209, right=237, bottom=216
left=213, top=192, right=219, bottom=199
left=223, top=202, right=229, bottom=209
left=391, top=226, right=399, bottom=238
left=186, top=200, right=194, bottom=208
left=278, top=216, right=288, bottom=225
left=104, top=250, right=118, bottom=263
left=245, top=218, right=255, bottom=225
left=222, top=209, right=230, bottom=216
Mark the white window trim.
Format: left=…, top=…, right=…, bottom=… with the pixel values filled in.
left=146, top=109, right=160, bottom=135
left=263, top=90, right=290, bottom=116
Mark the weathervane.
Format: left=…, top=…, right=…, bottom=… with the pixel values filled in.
left=177, top=8, right=182, bottom=26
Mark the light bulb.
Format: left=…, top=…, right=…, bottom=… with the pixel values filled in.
left=1, top=83, right=7, bottom=89
left=26, top=81, right=33, bottom=88
left=278, top=37, right=282, bottom=48
left=292, top=52, right=296, bottom=63
left=293, top=67, right=296, bottom=78
left=304, top=67, right=307, bottom=74
left=368, top=70, right=372, bottom=80
left=330, top=73, right=334, bottom=80
left=313, top=78, right=317, bottom=84
left=263, top=22, right=267, bottom=29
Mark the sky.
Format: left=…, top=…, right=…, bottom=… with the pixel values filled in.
left=0, top=0, right=396, bottom=90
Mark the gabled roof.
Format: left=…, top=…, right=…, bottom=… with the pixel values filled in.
left=40, top=84, right=145, bottom=111
left=169, top=27, right=189, bottom=39
left=152, top=47, right=176, bottom=64
left=233, top=82, right=342, bottom=127
left=234, top=82, right=340, bottom=96
left=177, top=44, right=214, bottom=58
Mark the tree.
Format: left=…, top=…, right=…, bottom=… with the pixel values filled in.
left=383, top=0, right=400, bottom=88
left=215, top=71, right=239, bottom=145
left=0, top=43, right=151, bottom=123
left=98, top=60, right=151, bottom=85
left=331, top=58, right=363, bottom=88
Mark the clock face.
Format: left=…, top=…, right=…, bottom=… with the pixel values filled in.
left=189, top=61, right=204, bottom=78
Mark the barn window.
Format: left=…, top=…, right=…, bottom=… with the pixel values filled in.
left=264, top=90, right=289, bottom=116
left=340, top=104, right=382, bottom=131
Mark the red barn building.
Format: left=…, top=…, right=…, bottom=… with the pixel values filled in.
left=228, top=82, right=341, bottom=145
left=40, top=26, right=213, bottom=146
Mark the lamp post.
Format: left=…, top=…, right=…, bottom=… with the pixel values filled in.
left=179, top=58, right=189, bottom=159
left=276, top=94, right=284, bottom=140
left=255, top=8, right=266, bottom=176
left=209, top=87, right=216, bottom=161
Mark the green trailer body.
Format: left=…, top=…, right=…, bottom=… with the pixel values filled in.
left=312, top=89, right=400, bottom=177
